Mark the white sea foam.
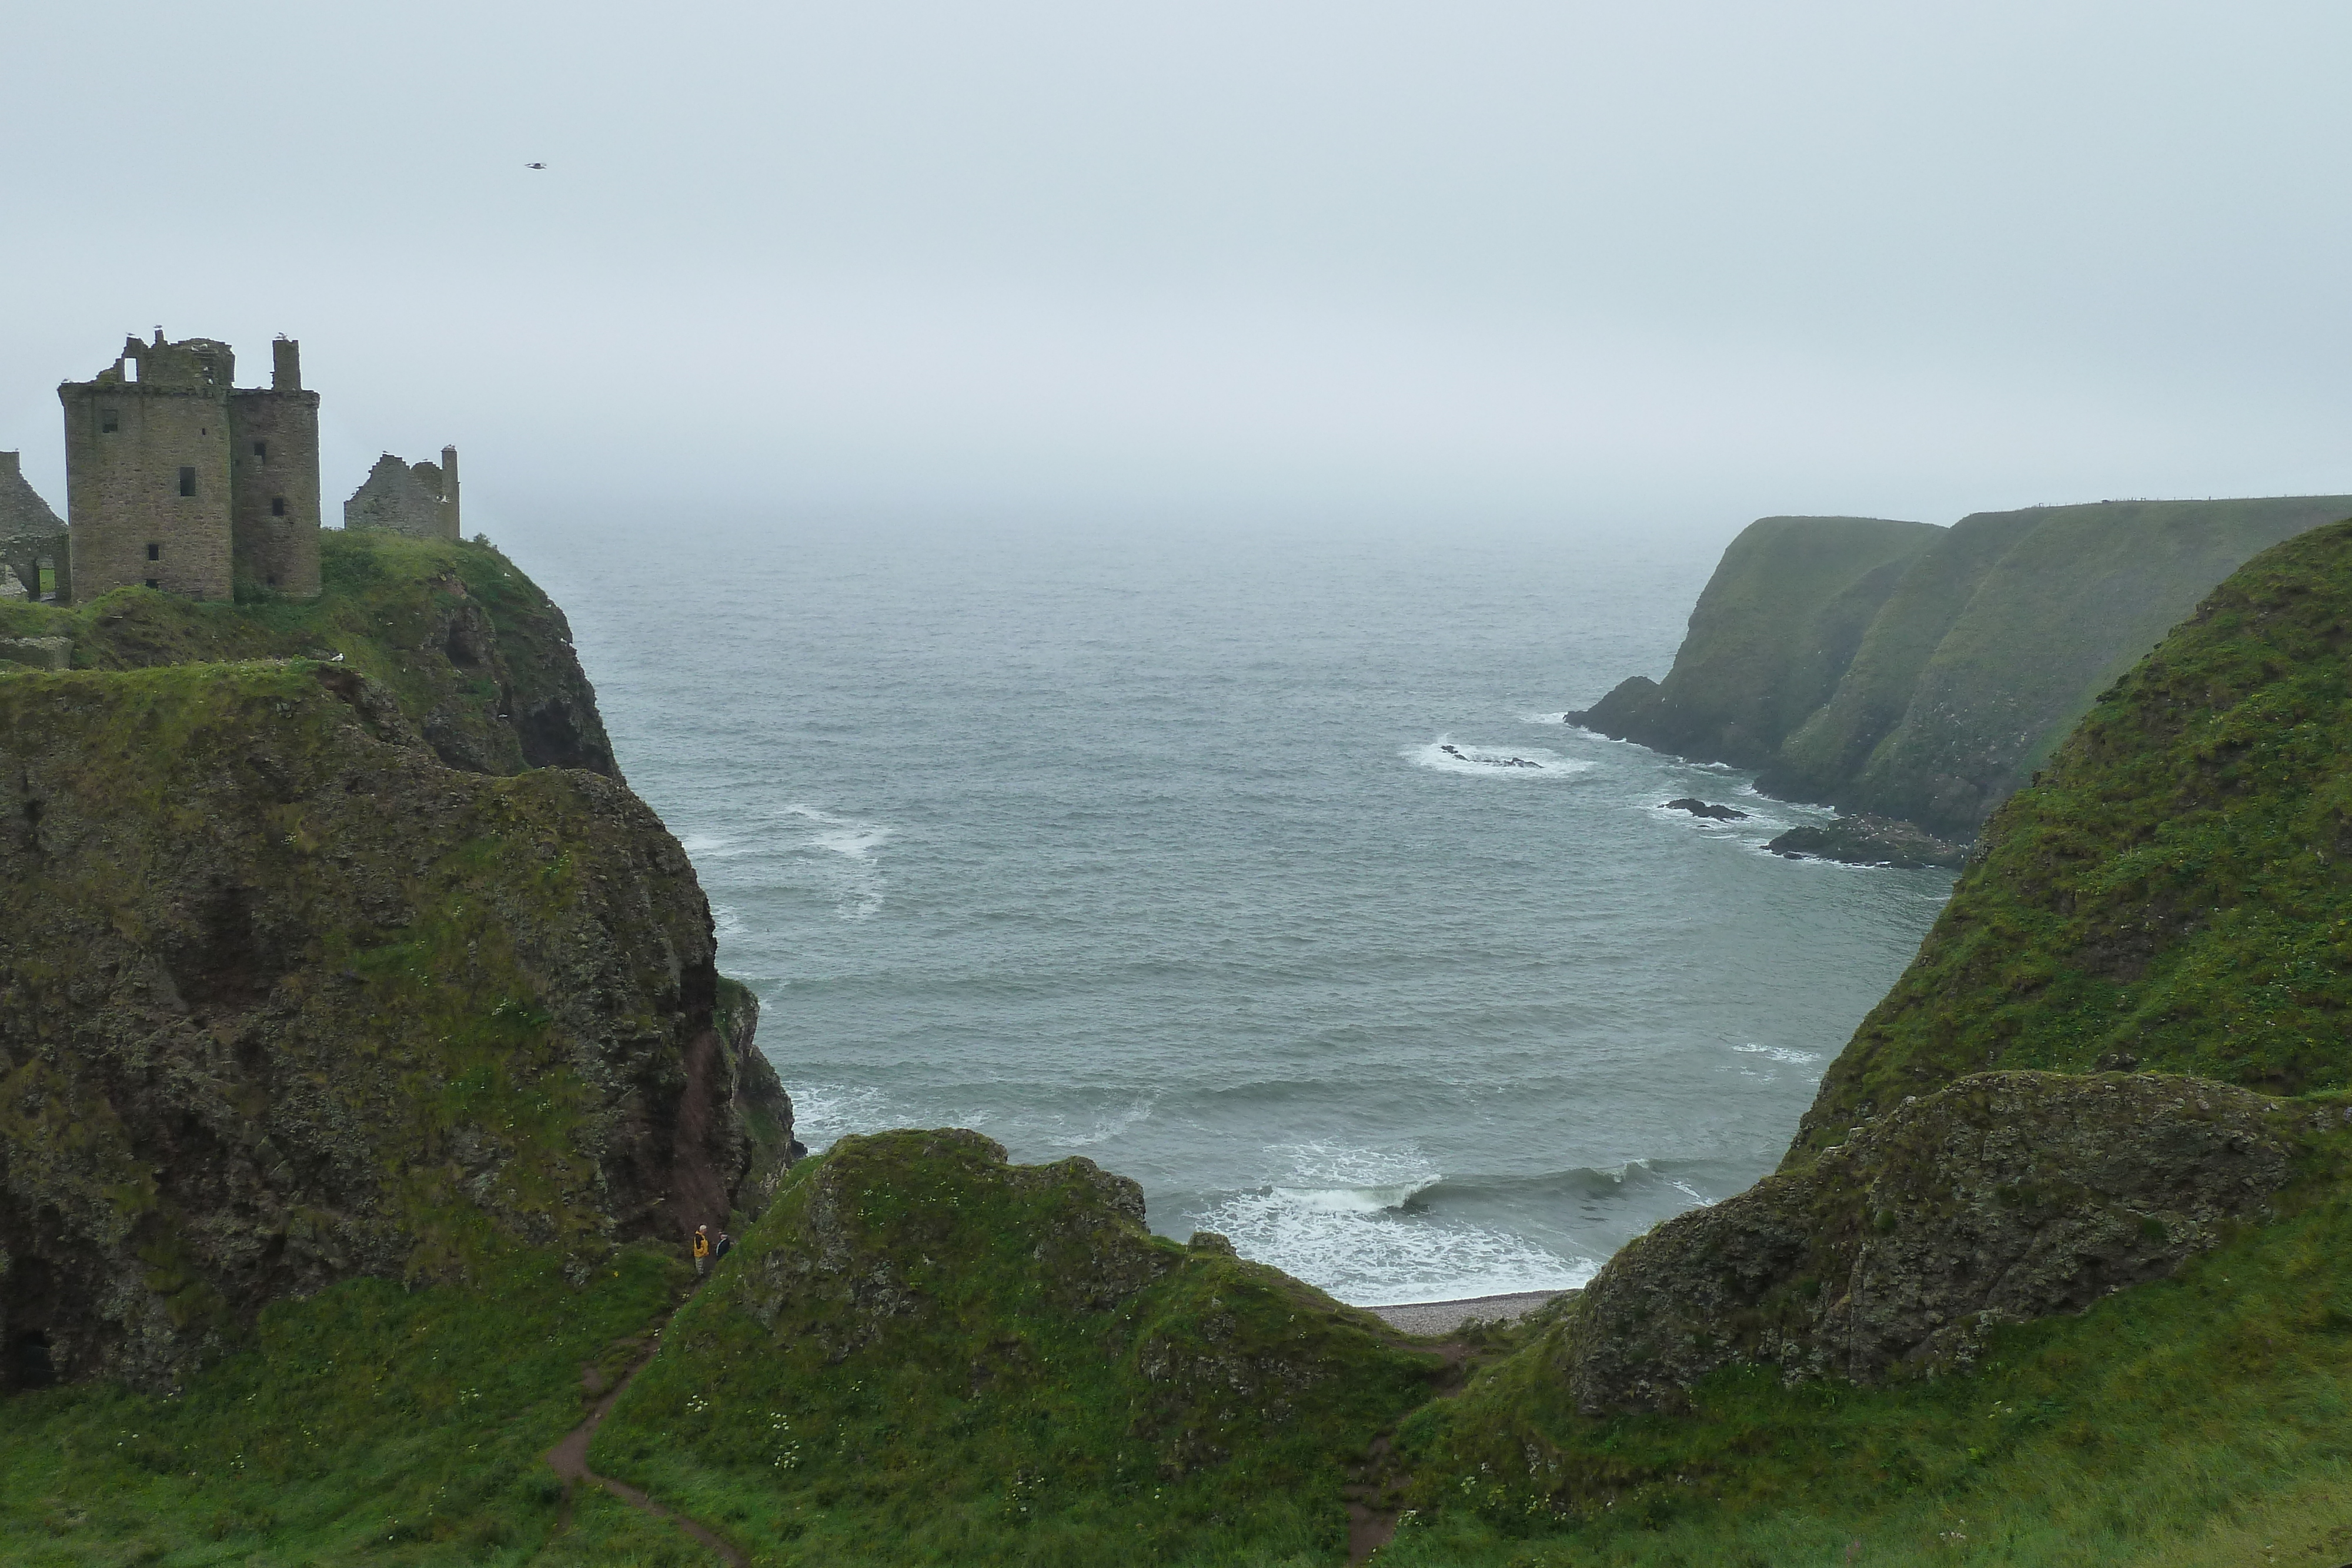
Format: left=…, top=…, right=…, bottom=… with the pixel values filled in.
left=779, top=803, right=891, bottom=918
left=1517, top=711, right=1572, bottom=725
left=1052, top=1095, right=1158, bottom=1149
left=789, top=804, right=891, bottom=860
left=1264, top=1141, right=1441, bottom=1216
left=1182, top=1141, right=1592, bottom=1303
left=1189, top=1183, right=1594, bottom=1305
left=712, top=903, right=748, bottom=938
left=1733, top=1042, right=1824, bottom=1065
left=1408, top=738, right=1594, bottom=779
left=678, top=832, right=729, bottom=855
left=787, top=1082, right=898, bottom=1152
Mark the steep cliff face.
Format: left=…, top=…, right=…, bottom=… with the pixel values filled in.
left=1765, top=496, right=2352, bottom=835
left=0, top=530, right=619, bottom=781
left=1571, top=516, right=1939, bottom=768
left=0, top=661, right=790, bottom=1393
left=1579, top=496, right=2352, bottom=840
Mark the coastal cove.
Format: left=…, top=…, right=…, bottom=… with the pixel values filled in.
left=519, top=516, right=1959, bottom=1306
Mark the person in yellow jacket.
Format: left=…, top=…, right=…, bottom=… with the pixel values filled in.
left=692, top=1224, right=711, bottom=1277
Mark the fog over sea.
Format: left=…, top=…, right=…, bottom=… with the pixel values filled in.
left=519, top=518, right=1955, bottom=1306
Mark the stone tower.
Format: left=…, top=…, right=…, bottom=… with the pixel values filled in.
left=56, top=330, right=321, bottom=602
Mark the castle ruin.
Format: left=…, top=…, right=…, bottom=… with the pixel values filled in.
left=345, top=447, right=460, bottom=540
left=0, top=452, right=69, bottom=602
left=57, top=331, right=322, bottom=600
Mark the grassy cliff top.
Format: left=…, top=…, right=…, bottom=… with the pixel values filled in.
left=0, top=529, right=617, bottom=778
left=1796, top=516, right=2352, bottom=1154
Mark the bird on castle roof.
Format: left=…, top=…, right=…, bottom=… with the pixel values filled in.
left=525, top=162, right=546, bottom=170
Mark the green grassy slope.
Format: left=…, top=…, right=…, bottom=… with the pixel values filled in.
left=1766, top=496, right=2352, bottom=837
left=590, top=1129, right=1444, bottom=1567
left=0, top=1245, right=706, bottom=1566
left=1572, top=516, right=1939, bottom=766
left=1378, top=1138, right=2352, bottom=1566
left=1796, top=515, right=2352, bottom=1156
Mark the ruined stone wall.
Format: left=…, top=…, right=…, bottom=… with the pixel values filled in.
left=60, top=375, right=235, bottom=602
left=0, top=451, right=63, bottom=536
left=227, top=390, right=322, bottom=596
left=345, top=452, right=451, bottom=539
left=0, top=452, right=68, bottom=600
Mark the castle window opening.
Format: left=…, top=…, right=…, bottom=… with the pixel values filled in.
left=252, top=440, right=266, bottom=459
left=265, top=573, right=278, bottom=587
left=101, top=410, right=118, bottom=433
left=146, top=542, right=160, bottom=561
left=271, top=496, right=286, bottom=517
left=121, top=359, right=138, bottom=383
left=144, top=579, right=159, bottom=590
left=177, top=466, right=196, bottom=497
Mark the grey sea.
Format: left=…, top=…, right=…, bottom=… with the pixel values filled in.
left=506, top=516, right=1954, bottom=1306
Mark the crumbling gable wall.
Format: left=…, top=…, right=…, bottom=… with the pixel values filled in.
left=0, top=452, right=69, bottom=601
left=344, top=446, right=459, bottom=541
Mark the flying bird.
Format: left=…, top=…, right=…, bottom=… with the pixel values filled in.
left=525, top=162, right=546, bottom=170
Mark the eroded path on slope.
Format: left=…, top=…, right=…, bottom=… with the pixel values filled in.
left=545, top=1315, right=747, bottom=1567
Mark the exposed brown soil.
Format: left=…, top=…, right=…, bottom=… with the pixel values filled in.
left=1344, top=1334, right=1492, bottom=1563
left=544, top=1318, right=746, bottom=1567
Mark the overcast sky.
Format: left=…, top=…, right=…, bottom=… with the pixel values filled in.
left=4, top=2, right=2348, bottom=541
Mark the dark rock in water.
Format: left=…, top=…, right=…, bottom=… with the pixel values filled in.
left=1766, top=813, right=1966, bottom=870
left=1663, top=797, right=1749, bottom=821
left=1552, top=1071, right=2300, bottom=1413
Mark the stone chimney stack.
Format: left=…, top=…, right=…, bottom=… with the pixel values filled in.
left=0, top=451, right=18, bottom=479
left=272, top=337, right=302, bottom=392
left=439, top=444, right=460, bottom=540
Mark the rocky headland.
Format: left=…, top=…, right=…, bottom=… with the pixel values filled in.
left=1573, top=496, right=2352, bottom=844
left=0, top=534, right=793, bottom=1395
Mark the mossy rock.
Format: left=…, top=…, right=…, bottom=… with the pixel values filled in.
left=1558, top=1071, right=2308, bottom=1412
